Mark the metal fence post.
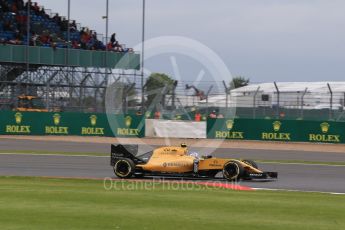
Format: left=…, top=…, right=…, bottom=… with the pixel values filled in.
left=205, top=85, right=213, bottom=116
left=301, top=87, right=308, bottom=119
left=222, top=80, right=230, bottom=116
left=222, top=81, right=229, bottom=110
left=253, top=86, right=260, bottom=119
left=274, top=82, right=280, bottom=118
left=327, top=83, right=333, bottom=120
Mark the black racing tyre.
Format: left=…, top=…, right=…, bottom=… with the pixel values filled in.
left=242, top=159, right=258, bottom=169
left=223, top=161, right=244, bottom=181
left=113, top=158, right=135, bottom=178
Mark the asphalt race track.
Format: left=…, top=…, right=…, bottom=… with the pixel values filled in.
left=1, top=138, right=345, bottom=162
left=0, top=139, right=345, bottom=193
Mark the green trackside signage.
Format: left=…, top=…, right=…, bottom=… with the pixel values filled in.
left=207, top=118, right=345, bottom=144
left=0, top=111, right=144, bottom=138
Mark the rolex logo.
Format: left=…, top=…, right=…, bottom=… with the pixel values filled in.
left=320, top=122, right=330, bottom=133
left=90, top=115, right=97, bottom=126
left=125, top=116, right=132, bottom=127
left=226, top=120, right=234, bottom=130
left=15, top=112, right=23, bottom=124
left=53, top=113, right=61, bottom=126
left=273, top=121, right=282, bottom=132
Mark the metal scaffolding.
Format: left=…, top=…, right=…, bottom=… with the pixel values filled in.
left=0, top=63, right=139, bottom=112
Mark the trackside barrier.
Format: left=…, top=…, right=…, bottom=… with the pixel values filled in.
left=207, top=118, right=345, bottom=144
left=1, top=111, right=344, bottom=143
left=0, top=111, right=145, bottom=138
left=145, top=119, right=206, bottom=138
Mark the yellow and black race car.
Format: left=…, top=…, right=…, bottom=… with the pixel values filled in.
left=110, top=144, right=278, bottom=181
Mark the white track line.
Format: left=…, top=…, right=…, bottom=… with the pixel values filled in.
left=253, top=187, right=345, bottom=195
left=259, top=161, right=345, bottom=167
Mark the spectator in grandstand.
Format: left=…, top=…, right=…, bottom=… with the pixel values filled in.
left=110, top=33, right=116, bottom=45
left=15, top=12, right=27, bottom=25
left=3, top=20, right=12, bottom=31
left=32, top=2, right=40, bottom=14
left=0, top=0, right=131, bottom=52
left=0, top=10, right=4, bottom=22
left=24, top=0, right=31, bottom=10
left=51, top=42, right=57, bottom=50
left=11, top=1, right=18, bottom=13
left=69, top=20, right=77, bottom=32
left=52, top=13, right=62, bottom=27
left=8, top=33, right=22, bottom=45
left=1, top=0, right=9, bottom=12
left=61, top=19, right=69, bottom=32
left=72, top=40, right=80, bottom=49
left=86, top=36, right=95, bottom=50
left=30, top=32, right=39, bottom=46
left=113, top=41, right=124, bottom=52
left=15, top=0, right=25, bottom=11
left=39, top=31, right=52, bottom=46
left=38, top=7, right=48, bottom=19
left=106, top=42, right=113, bottom=50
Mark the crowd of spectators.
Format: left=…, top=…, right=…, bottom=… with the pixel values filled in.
left=0, top=0, right=132, bottom=52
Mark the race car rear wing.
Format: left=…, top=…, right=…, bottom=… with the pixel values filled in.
left=110, top=144, right=145, bottom=166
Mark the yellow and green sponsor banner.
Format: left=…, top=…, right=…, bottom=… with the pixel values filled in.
left=207, top=118, right=345, bottom=144
left=0, top=111, right=144, bottom=138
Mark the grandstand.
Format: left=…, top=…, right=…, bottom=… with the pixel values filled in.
left=0, top=0, right=140, bottom=112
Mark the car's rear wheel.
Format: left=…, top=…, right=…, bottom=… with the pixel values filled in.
left=113, top=158, right=135, bottom=178
left=223, top=161, right=244, bottom=181
left=242, top=159, right=258, bottom=169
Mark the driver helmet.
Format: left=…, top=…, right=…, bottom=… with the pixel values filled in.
left=188, top=151, right=199, bottom=158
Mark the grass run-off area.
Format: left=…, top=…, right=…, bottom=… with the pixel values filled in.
left=0, top=177, right=344, bottom=230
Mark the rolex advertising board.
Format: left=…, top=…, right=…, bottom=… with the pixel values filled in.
left=207, top=118, right=345, bottom=144
left=108, top=114, right=145, bottom=138
left=0, top=111, right=44, bottom=135
left=302, top=120, right=343, bottom=143
left=0, top=111, right=144, bottom=138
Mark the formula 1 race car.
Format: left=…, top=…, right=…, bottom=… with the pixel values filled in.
left=110, top=144, right=278, bottom=181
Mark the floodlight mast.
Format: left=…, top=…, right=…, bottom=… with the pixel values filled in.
left=141, top=0, right=146, bottom=113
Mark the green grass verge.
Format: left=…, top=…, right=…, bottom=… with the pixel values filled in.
left=0, top=176, right=344, bottom=230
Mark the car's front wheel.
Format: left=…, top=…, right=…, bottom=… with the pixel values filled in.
left=223, top=161, right=244, bottom=181
left=113, top=158, right=135, bottom=178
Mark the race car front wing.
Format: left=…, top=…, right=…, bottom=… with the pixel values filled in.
left=246, top=172, right=278, bottom=180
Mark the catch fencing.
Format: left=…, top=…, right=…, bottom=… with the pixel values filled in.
left=148, top=82, right=345, bottom=122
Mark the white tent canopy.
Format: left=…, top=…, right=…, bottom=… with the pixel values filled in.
left=231, top=82, right=345, bottom=93
left=199, top=82, right=345, bottom=109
